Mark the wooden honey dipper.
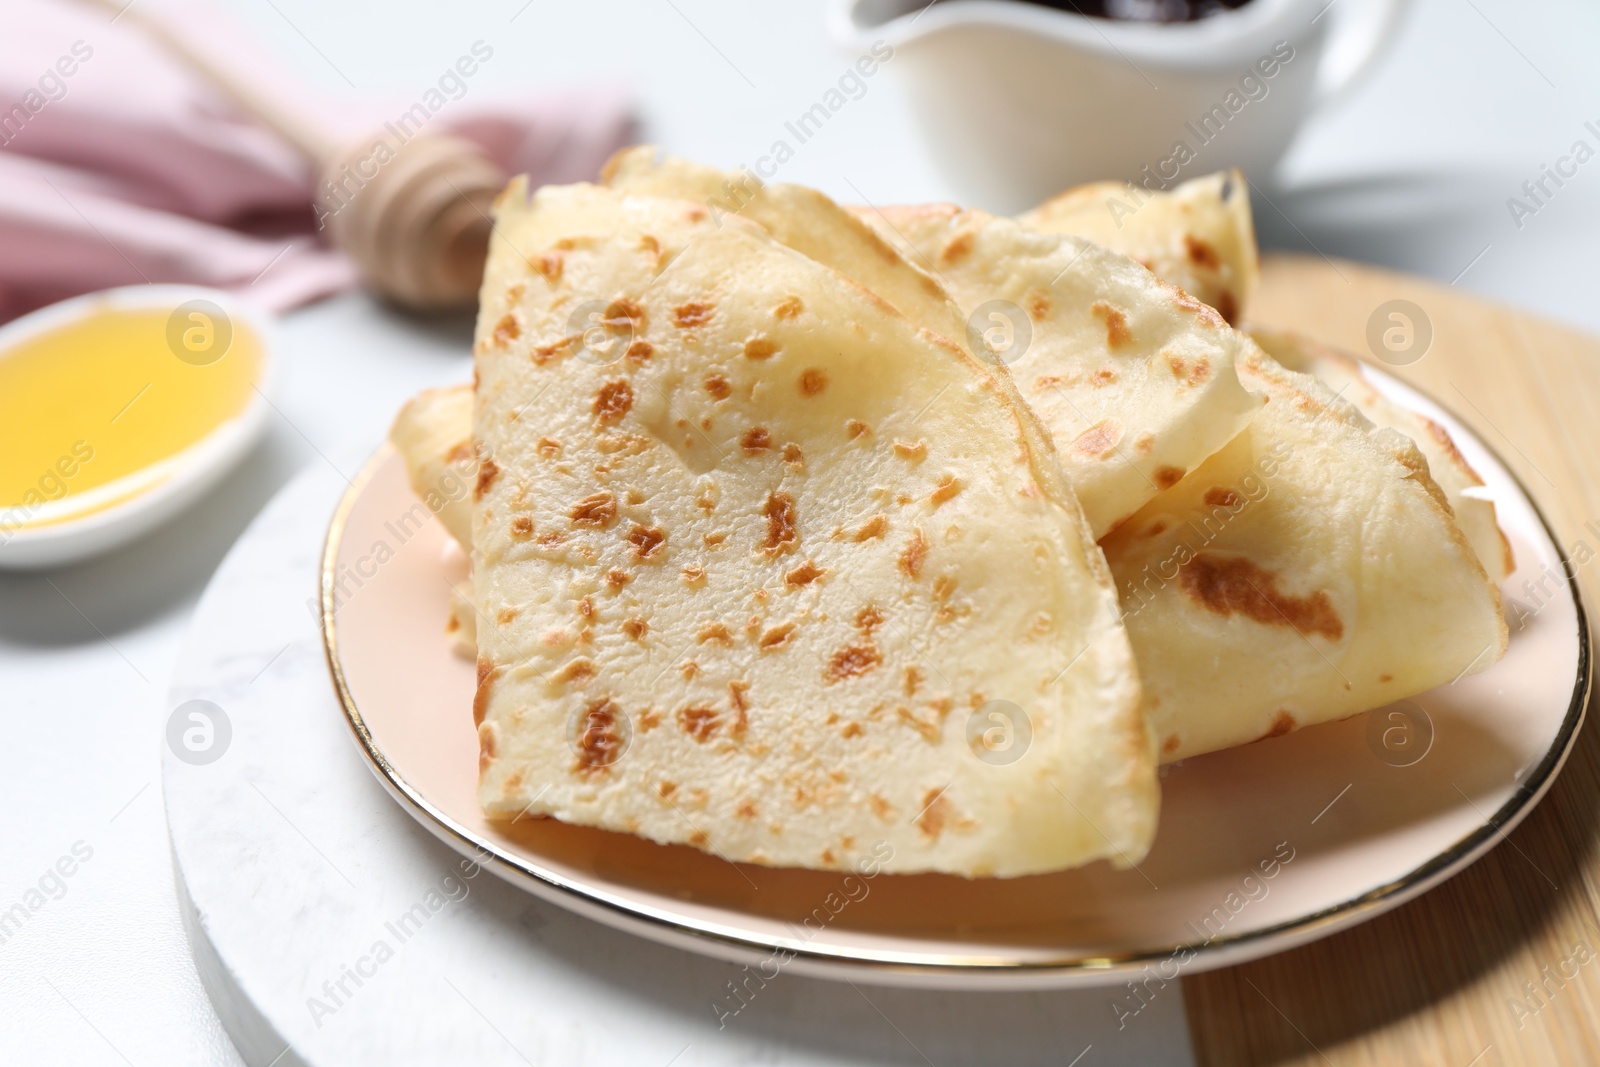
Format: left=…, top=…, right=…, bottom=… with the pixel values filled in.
left=94, top=0, right=506, bottom=311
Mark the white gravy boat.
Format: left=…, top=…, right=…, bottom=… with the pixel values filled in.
left=830, top=0, right=1411, bottom=210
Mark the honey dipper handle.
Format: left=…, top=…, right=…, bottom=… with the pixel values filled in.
left=86, top=0, right=339, bottom=163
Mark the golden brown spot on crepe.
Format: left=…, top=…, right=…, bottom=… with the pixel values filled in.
left=1071, top=419, right=1122, bottom=459
left=576, top=596, right=595, bottom=620
left=472, top=657, right=497, bottom=725
left=786, top=560, right=824, bottom=587
left=533, top=335, right=578, bottom=364
left=667, top=300, right=711, bottom=328
left=537, top=531, right=566, bottom=548
left=604, top=569, right=630, bottom=590
left=678, top=705, right=719, bottom=742
left=1165, top=351, right=1213, bottom=386
left=496, top=608, right=518, bottom=625
left=704, top=373, right=731, bottom=400
left=628, top=524, right=666, bottom=559
left=680, top=661, right=699, bottom=680
left=783, top=443, right=805, bottom=467
left=1380, top=673, right=1394, bottom=682
left=826, top=643, right=882, bottom=683
left=1027, top=291, right=1052, bottom=319
left=688, top=830, right=709, bottom=847
left=759, top=622, right=796, bottom=649
left=728, top=680, right=750, bottom=739
left=1184, top=234, right=1221, bottom=270
left=594, top=380, right=633, bottom=423
left=477, top=725, right=495, bottom=774
left=445, top=615, right=460, bottom=634
left=929, top=473, right=962, bottom=507
left=1092, top=302, right=1132, bottom=348
left=622, top=618, right=648, bottom=640
left=703, top=530, right=728, bottom=547
left=735, top=800, right=758, bottom=820
left=744, top=337, right=779, bottom=360
left=869, top=794, right=895, bottom=820
left=638, top=709, right=661, bottom=731
left=1144, top=521, right=1168, bottom=538
left=1181, top=554, right=1344, bottom=640
left=474, top=457, right=500, bottom=499
left=537, top=436, right=561, bottom=457
left=624, top=339, right=653, bottom=365
left=1161, top=734, right=1181, bottom=755
left=638, top=233, right=660, bottom=257
left=1155, top=465, right=1186, bottom=489
left=856, top=605, right=885, bottom=636
left=557, top=658, right=596, bottom=684
left=1171, top=287, right=1226, bottom=328
left=773, top=296, right=804, bottom=320
left=491, top=313, right=520, bottom=347
left=899, top=527, right=927, bottom=578
left=605, top=298, right=646, bottom=331
left=657, top=780, right=676, bottom=798
left=572, top=700, right=620, bottom=777
left=798, top=369, right=828, bottom=396
left=1261, top=711, right=1296, bottom=739
left=570, top=491, right=617, bottom=528
left=903, top=666, right=922, bottom=696
left=892, top=439, right=926, bottom=461
left=698, top=623, right=732, bottom=645
left=511, top=515, right=533, bottom=539
left=915, top=789, right=952, bottom=840
left=1091, top=367, right=1118, bottom=386
left=1204, top=487, right=1241, bottom=508
left=852, top=514, right=888, bottom=541
left=530, top=253, right=563, bottom=283
left=741, top=427, right=772, bottom=453
left=681, top=563, right=705, bottom=585
left=897, top=706, right=942, bottom=743
left=446, top=440, right=473, bottom=464
left=761, top=492, right=799, bottom=556
left=847, top=419, right=871, bottom=440
left=939, top=230, right=975, bottom=264
left=841, top=722, right=864, bottom=739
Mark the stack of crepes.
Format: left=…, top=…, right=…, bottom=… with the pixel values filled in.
left=388, top=149, right=1509, bottom=879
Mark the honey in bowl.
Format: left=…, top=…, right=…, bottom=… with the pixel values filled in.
left=0, top=299, right=263, bottom=536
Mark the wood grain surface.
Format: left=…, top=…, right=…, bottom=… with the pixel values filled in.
left=1183, top=254, right=1600, bottom=1066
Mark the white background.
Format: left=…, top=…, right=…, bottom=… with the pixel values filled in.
left=2, top=0, right=1598, bottom=1063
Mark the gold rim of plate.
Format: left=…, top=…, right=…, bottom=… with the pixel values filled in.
left=317, top=392, right=1592, bottom=981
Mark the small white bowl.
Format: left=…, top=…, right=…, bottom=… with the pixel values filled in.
left=0, top=285, right=274, bottom=571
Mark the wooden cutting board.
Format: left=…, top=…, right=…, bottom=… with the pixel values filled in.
left=1184, top=254, right=1600, bottom=1066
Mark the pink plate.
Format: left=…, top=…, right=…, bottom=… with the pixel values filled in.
left=319, top=370, right=1587, bottom=990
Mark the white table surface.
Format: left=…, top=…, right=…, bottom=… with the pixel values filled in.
left=3, top=0, right=1598, bottom=1063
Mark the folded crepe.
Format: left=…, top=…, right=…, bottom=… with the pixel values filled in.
left=854, top=204, right=1261, bottom=537
left=1101, top=350, right=1507, bottom=763
left=1251, top=327, right=1514, bottom=584
left=602, top=147, right=968, bottom=344
left=464, top=177, right=1156, bottom=877
left=391, top=384, right=475, bottom=548
left=1018, top=169, right=1258, bottom=326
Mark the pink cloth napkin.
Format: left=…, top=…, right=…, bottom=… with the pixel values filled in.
left=0, top=0, right=636, bottom=323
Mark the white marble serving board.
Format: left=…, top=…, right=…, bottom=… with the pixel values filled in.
left=163, top=450, right=1194, bottom=1067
